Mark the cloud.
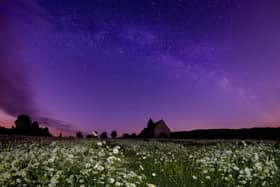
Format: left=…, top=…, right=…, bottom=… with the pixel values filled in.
left=37, top=117, right=77, bottom=132
left=0, top=1, right=35, bottom=117
left=0, top=0, right=74, bottom=132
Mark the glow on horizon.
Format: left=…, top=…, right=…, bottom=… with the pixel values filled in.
left=1, top=0, right=280, bottom=135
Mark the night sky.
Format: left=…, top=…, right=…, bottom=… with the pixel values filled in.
left=1, top=0, right=280, bottom=136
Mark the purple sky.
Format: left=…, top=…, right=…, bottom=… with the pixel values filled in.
left=1, top=0, right=280, bottom=135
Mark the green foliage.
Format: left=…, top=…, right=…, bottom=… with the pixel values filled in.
left=0, top=139, right=147, bottom=187
left=0, top=139, right=280, bottom=187
left=122, top=140, right=280, bottom=187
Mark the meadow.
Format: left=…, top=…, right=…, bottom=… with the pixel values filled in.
left=0, top=137, right=280, bottom=187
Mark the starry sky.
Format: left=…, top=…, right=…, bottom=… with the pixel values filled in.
left=1, top=0, right=280, bottom=136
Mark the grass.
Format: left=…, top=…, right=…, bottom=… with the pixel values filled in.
left=0, top=136, right=280, bottom=186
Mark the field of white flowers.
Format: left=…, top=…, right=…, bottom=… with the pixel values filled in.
left=0, top=137, right=280, bottom=187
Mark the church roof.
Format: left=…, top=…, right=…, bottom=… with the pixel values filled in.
left=152, top=120, right=166, bottom=129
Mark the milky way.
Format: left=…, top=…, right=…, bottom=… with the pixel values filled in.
left=1, top=0, right=280, bottom=135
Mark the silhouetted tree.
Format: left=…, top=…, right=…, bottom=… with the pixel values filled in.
left=29, top=121, right=39, bottom=135
left=15, top=114, right=32, bottom=131
left=59, top=133, right=62, bottom=138
left=0, top=126, right=10, bottom=134
left=76, top=131, right=83, bottom=138
left=130, top=133, right=137, bottom=138
left=42, top=127, right=51, bottom=136
left=122, top=133, right=130, bottom=139
left=100, top=132, right=108, bottom=139
left=12, top=115, right=52, bottom=136
left=111, top=130, right=117, bottom=138
left=86, top=134, right=93, bottom=138
left=31, top=121, right=39, bottom=129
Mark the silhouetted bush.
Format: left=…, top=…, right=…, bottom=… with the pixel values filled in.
left=86, top=134, right=96, bottom=138
left=111, top=130, right=117, bottom=138
left=122, top=133, right=130, bottom=139
left=76, top=131, right=83, bottom=138
left=100, top=132, right=108, bottom=139
left=130, top=133, right=137, bottom=138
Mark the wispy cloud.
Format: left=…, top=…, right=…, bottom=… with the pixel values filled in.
left=0, top=0, right=74, bottom=133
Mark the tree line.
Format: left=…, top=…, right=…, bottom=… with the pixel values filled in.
left=0, top=114, right=51, bottom=136
left=0, top=114, right=139, bottom=138
left=76, top=130, right=138, bottom=139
